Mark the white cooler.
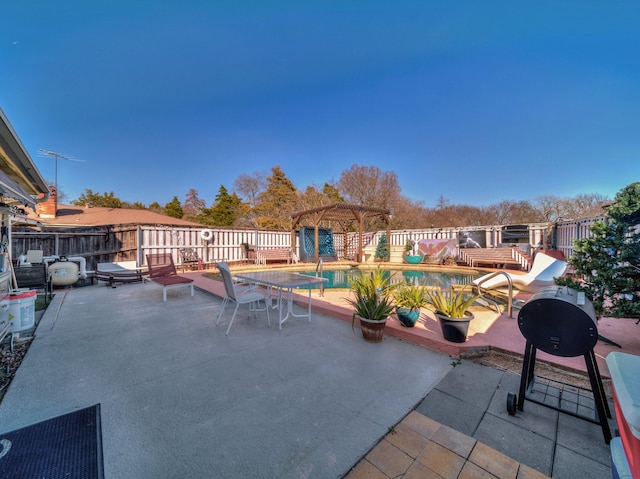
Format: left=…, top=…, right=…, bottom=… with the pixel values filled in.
left=606, top=352, right=640, bottom=479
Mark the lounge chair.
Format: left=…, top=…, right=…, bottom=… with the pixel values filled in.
left=216, top=261, right=269, bottom=335
left=473, top=252, right=568, bottom=293
left=96, top=261, right=145, bottom=287
left=146, top=253, right=194, bottom=302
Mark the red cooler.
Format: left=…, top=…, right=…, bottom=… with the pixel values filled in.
left=606, top=352, right=640, bottom=478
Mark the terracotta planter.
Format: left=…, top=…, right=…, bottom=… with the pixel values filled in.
left=396, top=307, right=419, bottom=328
left=436, top=312, right=474, bottom=343
left=358, top=316, right=387, bottom=343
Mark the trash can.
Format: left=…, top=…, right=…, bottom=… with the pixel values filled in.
left=8, top=288, right=37, bottom=333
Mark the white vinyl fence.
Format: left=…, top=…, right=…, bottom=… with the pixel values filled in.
left=138, top=221, right=558, bottom=267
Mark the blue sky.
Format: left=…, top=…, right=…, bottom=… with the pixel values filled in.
left=2, top=1, right=639, bottom=208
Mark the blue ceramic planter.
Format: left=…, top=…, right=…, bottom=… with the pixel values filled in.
left=404, top=255, right=423, bottom=264
left=396, top=307, right=420, bottom=327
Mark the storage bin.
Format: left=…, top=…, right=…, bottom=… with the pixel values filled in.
left=8, top=288, right=36, bottom=333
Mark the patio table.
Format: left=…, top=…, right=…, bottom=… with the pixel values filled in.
left=233, top=271, right=327, bottom=329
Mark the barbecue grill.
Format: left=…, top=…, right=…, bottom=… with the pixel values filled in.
left=506, top=286, right=612, bottom=444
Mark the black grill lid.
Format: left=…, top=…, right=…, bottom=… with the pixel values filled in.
left=518, top=286, right=598, bottom=357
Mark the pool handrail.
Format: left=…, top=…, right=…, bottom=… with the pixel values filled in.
left=315, top=257, right=324, bottom=297
left=474, top=271, right=513, bottom=318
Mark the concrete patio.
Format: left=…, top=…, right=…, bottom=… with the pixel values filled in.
left=0, top=275, right=626, bottom=478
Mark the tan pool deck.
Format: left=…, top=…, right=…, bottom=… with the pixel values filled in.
left=185, top=268, right=640, bottom=479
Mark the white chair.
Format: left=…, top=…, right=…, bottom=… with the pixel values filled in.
left=473, top=252, right=568, bottom=293
left=216, top=262, right=270, bottom=335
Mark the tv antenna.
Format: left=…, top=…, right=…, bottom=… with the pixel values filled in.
left=38, top=149, right=85, bottom=194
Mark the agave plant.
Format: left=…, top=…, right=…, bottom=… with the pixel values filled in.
left=345, top=267, right=396, bottom=328
left=393, top=283, right=427, bottom=311
left=424, top=287, right=479, bottom=318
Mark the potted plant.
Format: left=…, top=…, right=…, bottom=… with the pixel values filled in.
left=425, top=286, right=479, bottom=343
left=403, top=239, right=423, bottom=264
left=345, top=267, right=395, bottom=343
left=393, top=282, right=427, bottom=327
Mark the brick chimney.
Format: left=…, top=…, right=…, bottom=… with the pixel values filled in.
left=36, top=186, right=57, bottom=218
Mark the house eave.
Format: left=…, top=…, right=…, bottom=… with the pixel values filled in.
left=0, top=107, right=50, bottom=208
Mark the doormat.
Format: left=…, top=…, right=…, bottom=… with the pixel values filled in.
left=0, top=404, right=104, bottom=479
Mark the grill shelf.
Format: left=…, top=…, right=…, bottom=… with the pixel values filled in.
left=508, top=373, right=603, bottom=425
left=506, top=342, right=612, bottom=444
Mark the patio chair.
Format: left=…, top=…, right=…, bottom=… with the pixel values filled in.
left=146, top=253, right=194, bottom=302
left=473, top=252, right=568, bottom=293
left=215, top=261, right=269, bottom=335
left=179, top=247, right=203, bottom=271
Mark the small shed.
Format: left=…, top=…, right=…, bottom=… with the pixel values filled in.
left=290, top=203, right=391, bottom=263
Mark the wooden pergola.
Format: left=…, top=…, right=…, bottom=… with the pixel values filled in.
left=290, top=203, right=391, bottom=263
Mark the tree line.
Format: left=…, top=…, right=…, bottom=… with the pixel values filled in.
left=70, top=164, right=610, bottom=231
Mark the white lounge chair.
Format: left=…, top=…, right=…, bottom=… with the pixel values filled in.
left=473, top=252, right=568, bottom=293
left=216, top=261, right=269, bottom=335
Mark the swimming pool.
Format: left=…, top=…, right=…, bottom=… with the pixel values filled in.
left=295, top=267, right=481, bottom=290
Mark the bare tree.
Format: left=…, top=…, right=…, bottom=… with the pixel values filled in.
left=183, top=188, right=206, bottom=219
left=572, top=193, right=609, bottom=218
left=296, top=185, right=335, bottom=212
left=234, top=172, right=267, bottom=208
left=550, top=193, right=609, bottom=220
left=534, top=195, right=563, bottom=222
left=337, top=164, right=401, bottom=210
left=435, top=195, right=451, bottom=210
left=424, top=204, right=488, bottom=228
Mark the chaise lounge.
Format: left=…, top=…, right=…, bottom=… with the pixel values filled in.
left=473, top=252, right=568, bottom=293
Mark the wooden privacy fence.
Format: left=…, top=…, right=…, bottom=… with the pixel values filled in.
left=10, top=225, right=139, bottom=272
left=9, top=218, right=617, bottom=271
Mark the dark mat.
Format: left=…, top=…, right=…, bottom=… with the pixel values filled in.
left=0, top=404, right=104, bottom=479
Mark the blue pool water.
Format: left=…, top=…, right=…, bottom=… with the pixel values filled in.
left=296, top=268, right=480, bottom=290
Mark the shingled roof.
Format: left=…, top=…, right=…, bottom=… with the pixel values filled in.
left=23, top=204, right=202, bottom=228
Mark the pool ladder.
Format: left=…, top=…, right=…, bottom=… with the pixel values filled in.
left=315, top=258, right=324, bottom=297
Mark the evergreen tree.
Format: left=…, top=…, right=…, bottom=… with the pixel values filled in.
left=72, top=189, right=124, bottom=208
left=322, top=182, right=344, bottom=203
left=164, top=196, right=184, bottom=218
left=253, top=166, right=297, bottom=230
left=148, top=202, right=163, bottom=214
left=556, top=182, right=640, bottom=319
left=199, top=185, right=245, bottom=226
left=374, top=234, right=390, bottom=261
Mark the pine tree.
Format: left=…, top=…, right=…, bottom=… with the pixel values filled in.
left=212, top=185, right=243, bottom=226
left=374, top=234, right=390, bottom=261
left=164, top=196, right=184, bottom=219
left=253, top=166, right=297, bottom=230
left=72, top=189, right=124, bottom=208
